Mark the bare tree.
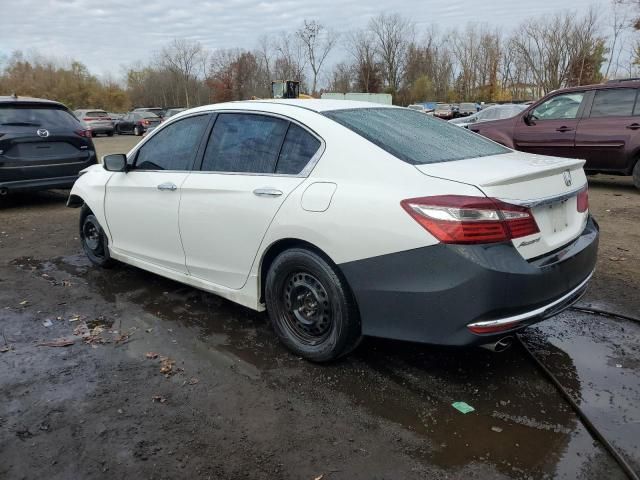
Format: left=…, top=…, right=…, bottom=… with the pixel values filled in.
left=273, top=32, right=307, bottom=88
left=369, top=13, right=414, bottom=93
left=296, top=20, right=337, bottom=95
left=159, top=39, right=205, bottom=107
left=348, top=30, right=381, bottom=93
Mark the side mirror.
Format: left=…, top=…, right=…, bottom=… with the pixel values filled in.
left=523, top=111, right=534, bottom=126
left=103, top=154, right=127, bottom=172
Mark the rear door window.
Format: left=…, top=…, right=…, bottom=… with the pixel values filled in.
left=590, top=88, right=637, bottom=117
left=0, top=105, right=80, bottom=128
left=134, top=114, right=209, bottom=171
left=201, top=113, right=288, bottom=173
left=324, top=107, right=508, bottom=165
left=276, top=124, right=321, bottom=174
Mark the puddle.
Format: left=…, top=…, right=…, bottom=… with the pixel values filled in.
left=525, top=310, right=640, bottom=473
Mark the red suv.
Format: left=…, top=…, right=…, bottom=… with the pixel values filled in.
left=471, top=80, right=640, bottom=189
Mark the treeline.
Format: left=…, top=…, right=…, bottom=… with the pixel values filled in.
left=0, top=51, right=130, bottom=111
left=1, top=5, right=639, bottom=110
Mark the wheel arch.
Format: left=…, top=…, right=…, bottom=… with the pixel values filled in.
left=258, top=238, right=344, bottom=304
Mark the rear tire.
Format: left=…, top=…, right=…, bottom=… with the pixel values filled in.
left=265, top=248, right=361, bottom=362
left=633, top=161, right=640, bottom=190
left=107, top=131, right=114, bottom=137
left=133, top=126, right=141, bottom=136
left=80, top=210, right=114, bottom=268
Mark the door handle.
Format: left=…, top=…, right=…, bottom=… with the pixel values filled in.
left=556, top=126, right=574, bottom=132
left=157, top=182, right=177, bottom=191
left=253, top=188, right=283, bottom=197
left=626, top=123, right=640, bottom=130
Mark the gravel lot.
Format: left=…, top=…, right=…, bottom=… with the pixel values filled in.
left=0, top=136, right=638, bottom=479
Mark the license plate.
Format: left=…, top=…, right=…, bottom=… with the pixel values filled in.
left=547, top=200, right=568, bottom=233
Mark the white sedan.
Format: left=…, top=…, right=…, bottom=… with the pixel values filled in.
left=67, top=100, right=598, bottom=361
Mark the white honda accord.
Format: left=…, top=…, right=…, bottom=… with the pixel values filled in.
left=67, top=99, right=598, bottom=361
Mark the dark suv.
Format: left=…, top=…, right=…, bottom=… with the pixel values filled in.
left=470, top=80, right=640, bottom=189
left=0, top=96, right=96, bottom=194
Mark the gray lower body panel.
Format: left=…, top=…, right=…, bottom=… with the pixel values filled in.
left=338, top=216, right=599, bottom=346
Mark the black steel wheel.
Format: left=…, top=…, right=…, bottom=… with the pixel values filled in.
left=80, top=210, right=114, bottom=268
left=265, top=248, right=361, bottom=362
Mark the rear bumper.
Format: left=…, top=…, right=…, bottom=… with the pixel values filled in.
left=339, top=216, right=599, bottom=346
left=0, top=175, right=80, bottom=192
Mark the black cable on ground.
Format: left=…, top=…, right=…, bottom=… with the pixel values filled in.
left=570, top=305, right=640, bottom=325
left=516, top=334, right=640, bottom=480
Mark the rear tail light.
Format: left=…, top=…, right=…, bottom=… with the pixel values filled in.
left=141, top=120, right=149, bottom=126
left=74, top=128, right=92, bottom=138
left=401, top=195, right=539, bottom=244
left=577, top=187, right=588, bottom=213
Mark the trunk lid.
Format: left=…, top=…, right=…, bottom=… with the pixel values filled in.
left=415, top=151, right=589, bottom=259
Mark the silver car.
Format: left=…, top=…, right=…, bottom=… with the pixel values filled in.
left=449, top=104, right=527, bottom=128
left=73, top=109, right=114, bottom=137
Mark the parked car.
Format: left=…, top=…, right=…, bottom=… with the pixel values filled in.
left=164, top=108, right=187, bottom=118
left=470, top=80, right=640, bottom=189
left=457, top=102, right=478, bottom=117
left=0, top=95, right=96, bottom=194
left=433, top=103, right=454, bottom=119
left=74, top=109, right=114, bottom=137
left=449, top=104, right=527, bottom=128
left=67, top=100, right=598, bottom=361
left=115, top=111, right=162, bottom=136
left=133, top=107, right=166, bottom=120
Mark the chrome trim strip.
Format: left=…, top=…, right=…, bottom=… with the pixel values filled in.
left=467, top=270, right=594, bottom=329
left=501, top=185, right=586, bottom=208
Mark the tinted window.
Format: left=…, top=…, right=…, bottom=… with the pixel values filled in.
left=202, top=113, right=288, bottom=173
left=324, top=108, right=508, bottom=165
left=135, top=115, right=209, bottom=171
left=276, top=124, right=321, bottom=174
left=86, top=111, right=108, bottom=117
left=0, top=105, right=80, bottom=128
left=590, top=88, right=637, bottom=117
left=531, top=92, right=585, bottom=120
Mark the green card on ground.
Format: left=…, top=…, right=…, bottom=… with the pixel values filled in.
left=452, top=401, right=475, bottom=414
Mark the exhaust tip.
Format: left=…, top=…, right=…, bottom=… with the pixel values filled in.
left=480, top=336, right=514, bottom=353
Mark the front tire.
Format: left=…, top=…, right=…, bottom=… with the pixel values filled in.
left=265, top=248, right=361, bottom=362
left=633, top=161, right=640, bottom=190
left=133, top=126, right=141, bottom=136
left=80, top=211, right=114, bottom=268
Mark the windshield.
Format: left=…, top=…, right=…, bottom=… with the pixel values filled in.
left=436, top=104, right=451, bottom=110
left=0, top=105, right=80, bottom=128
left=324, top=107, right=509, bottom=165
left=86, top=111, right=108, bottom=117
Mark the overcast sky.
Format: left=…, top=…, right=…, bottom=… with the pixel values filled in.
left=0, top=0, right=609, bottom=79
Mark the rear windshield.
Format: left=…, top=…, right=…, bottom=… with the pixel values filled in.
left=86, top=111, right=108, bottom=117
left=324, top=107, right=509, bottom=165
left=0, top=105, right=80, bottom=128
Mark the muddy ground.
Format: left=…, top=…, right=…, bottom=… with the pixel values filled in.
left=0, top=137, right=638, bottom=479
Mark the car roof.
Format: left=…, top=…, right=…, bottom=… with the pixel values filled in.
left=0, top=95, right=67, bottom=107
left=551, top=79, right=640, bottom=95
left=190, top=99, right=398, bottom=115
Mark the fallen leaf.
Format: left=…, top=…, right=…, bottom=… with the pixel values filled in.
left=42, top=319, right=53, bottom=328
left=19, top=300, right=28, bottom=305
left=0, top=345, right=11, bottom=353
left=314, top=475, right=324, bottom=480
left=145, top=352, right=159, bottom=359
left=37, top=339, right=75, bottom=347
left=160, top=357, right=175, bottom=375
left=188, top=377, right=199, bottom=385
left=152, top=395, right=166, bottom=403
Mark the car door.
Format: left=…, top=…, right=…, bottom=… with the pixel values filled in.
left=513, top=91, right=587, bottom=158
left=180, top=112, right=323, bottom=289
left=104, top=113, right=211, bottom=272
left=574, top=87, right=639, bottom=172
